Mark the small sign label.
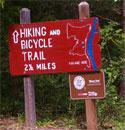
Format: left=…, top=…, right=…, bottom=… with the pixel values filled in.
left=69, top=71, right=106, bottom=99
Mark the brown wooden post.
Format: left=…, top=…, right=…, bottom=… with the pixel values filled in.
left=20, top=8, right=36, bottom=128
left=78, top=2, right=98, bottom=130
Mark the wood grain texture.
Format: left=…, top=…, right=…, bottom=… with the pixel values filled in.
left=20, top=8, right=36, bottom=128
left=78, top=2, right=98, bottom=130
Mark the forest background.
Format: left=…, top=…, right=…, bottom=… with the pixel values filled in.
left=0, top=0, right=125, bottom=129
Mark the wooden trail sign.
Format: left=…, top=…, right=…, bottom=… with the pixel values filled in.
left=8, top=18, right=101, bottom=75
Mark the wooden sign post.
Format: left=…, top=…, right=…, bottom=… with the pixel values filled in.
left=78, top=2, right=98, bottom=130
left=20, top=8, right=36, bottom=128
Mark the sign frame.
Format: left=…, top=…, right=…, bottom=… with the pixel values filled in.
left=8, top=18, right=101, bottom=76
left=69, top=71, right=106, bottom=100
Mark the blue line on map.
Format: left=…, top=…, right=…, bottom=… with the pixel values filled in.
left=87, top=18, right=98, bottom=71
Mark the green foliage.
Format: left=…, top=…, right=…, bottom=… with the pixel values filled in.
left=0, top=0, right=124, bottom=129
left=35, top=73, right=69, bottom=115
left=0, top=0, right=4, bottom=8
left=97, top=23, right=125, bottom=125
left=100, top=23, right=125, bottom=58
left=17, top=112, right=25, bottom=122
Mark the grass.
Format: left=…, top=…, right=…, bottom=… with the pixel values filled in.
left=0, top=114, right=124, bottom=130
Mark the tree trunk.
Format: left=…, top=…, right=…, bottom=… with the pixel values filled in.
left=123, top=0, right=125, bottom=33
left=119, top=0, right=125, bottom=97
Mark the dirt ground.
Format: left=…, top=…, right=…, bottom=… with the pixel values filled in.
left=0, top=117, right=118, bottom=130
left=0, top=117, right=87, bottom=130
